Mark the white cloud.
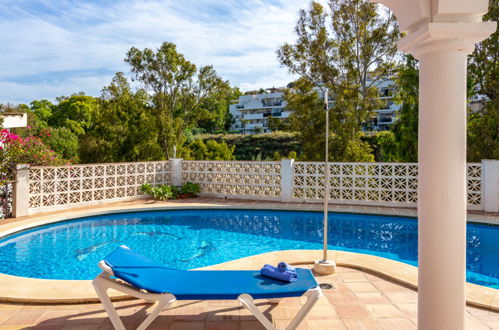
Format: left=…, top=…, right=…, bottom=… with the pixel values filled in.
left=0, top=0, right=306, bottom=104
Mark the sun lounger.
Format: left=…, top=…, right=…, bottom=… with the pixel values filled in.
left=92, top=246, right=322, bottom=330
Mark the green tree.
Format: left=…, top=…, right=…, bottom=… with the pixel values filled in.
left=43, top=127, right=79, bottom=161
left=389, top=0, right=497, bottom=163
left=272, top=151, right=282, bottom=160
left=277, top=0, right=398, bottom=161
left=29, top=99, right=54, bottom=130
left=467, top=104, right=498, bottom=161
left=184, top=139, right=235, bottom=160
left=375, top=131, right=398, bottom=162
left=468, top=0, right=497, bottom=101
left=284, top=78, right=374, bottom=161
left=467, top=0, right=498, bottom=161
left=125, top=42, right=231, bottom=158
left=195, top=86, right=240, bottom=134
left=278, top=0, right=399, bottom=125
left=390, top=54, right=419, bottom=162
left=79, top=73, right=163, bottom=163
left=50, top=94, right=99, bottom=136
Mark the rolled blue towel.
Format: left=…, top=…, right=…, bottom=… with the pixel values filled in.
left=260, top=264, right=298, bottom=283
left=277, top=262, right=295, bottom=272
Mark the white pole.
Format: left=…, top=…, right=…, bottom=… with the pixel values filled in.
left=313, top=88, right=336, bottom=275
left=323, top=88, right=329, bottom=261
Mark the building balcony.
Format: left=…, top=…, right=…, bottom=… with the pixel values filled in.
left=243, top=113, right=265, bottom=120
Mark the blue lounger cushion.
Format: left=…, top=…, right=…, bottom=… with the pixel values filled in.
left=103, top=247, right=318, bottom=300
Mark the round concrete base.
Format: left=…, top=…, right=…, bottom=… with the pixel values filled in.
left=313, top=260, right=337, bottom=275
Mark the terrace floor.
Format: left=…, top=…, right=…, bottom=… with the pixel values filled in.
left=0, top=198, right=498, bottom=329
left=0, top=265, right=498, bottom=329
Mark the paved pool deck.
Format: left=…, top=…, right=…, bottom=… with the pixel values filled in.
left=0, top=264, right=497, bottom=329
left=0, top=198, right=497, bottom=329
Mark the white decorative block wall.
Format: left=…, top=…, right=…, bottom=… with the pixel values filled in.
left=28, top=161, right=171, bottom=213
left=181, top=160, right=281, bottom=200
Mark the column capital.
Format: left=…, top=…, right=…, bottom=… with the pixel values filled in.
left=398, top=21, right=496, bottom=58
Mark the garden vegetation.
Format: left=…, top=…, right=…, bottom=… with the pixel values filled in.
left=0, top=0, right=496, bottom=173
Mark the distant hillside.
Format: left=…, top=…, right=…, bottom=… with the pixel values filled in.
left=195, top=132, right=302, bottom=160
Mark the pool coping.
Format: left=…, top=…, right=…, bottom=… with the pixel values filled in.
left=0, top=199, right=497, bottom=311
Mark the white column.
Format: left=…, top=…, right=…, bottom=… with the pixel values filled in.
left=280, top=158, right=295, bottom=202
left=417, top=48, right=468, bottom=330
left=170, top=159, right=183, bottom=186
left=13, top=164, right=30, bottom=218
left=482, top=159, right=499, bottom=213
left=396, top=21, right=495, bottom=330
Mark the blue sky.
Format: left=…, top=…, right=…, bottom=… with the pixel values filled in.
left=0, top=0, right=309, bottom=104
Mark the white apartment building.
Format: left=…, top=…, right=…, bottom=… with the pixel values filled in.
left=229, top=89, right=290, bottom=134
left=370, top=80, right=401, bottom=131
left=230, top=81, right=401, bottom=134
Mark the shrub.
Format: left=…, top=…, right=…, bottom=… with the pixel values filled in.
left=183, top=139, right=235, bottom=160
left=140, top=183, right=179, bottom=200
left=0, top=130, right=66, bottom=185
left=196, top=132, right=302, bottom=160
left=140, top=182, right=201, bottom=200
left=180, top=182, right=201, bottom=195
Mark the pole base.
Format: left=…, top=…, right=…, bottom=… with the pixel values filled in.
left=313, top=260, right=337, bottom=275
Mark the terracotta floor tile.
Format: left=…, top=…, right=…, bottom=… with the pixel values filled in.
left=334, top=305, right=370, bottom=319
left=364, top=273, right=383, bottom=281
left=376, top=317, right=416, bottom=329
left=169, top=321, right=205, bottom=330
left=270, top=305, right=302, bottom=320
left=465, top=316, right=490, bottom=330
left=173, top=304, right=207, bottom=321
left=307, top=319, right=347, bottom=330
left=207, top=300, right=240, bottom=308
left=345, top=282, right=379, bottom=293
left=395, top=303, right=417, bottom=318
left=354, top=293, right=391, bottom=305
left=62, top=324, right=101, bottom=330
left=299, top=296, right=330, bottom=306
left=34, top=309, right=81, bottom=325
left=206, top=305, right=240, bottom=321
left=240, top=320, right=266, bottom=330
left=384, top=291, right=417, bottom=304
left=371, top=281, right=408, bottom=292
left=235, top=307, right=253, bottom=321
left=328, top=282, right=351, bottom=293
left=274, top=297, right=300, bottom=306
left=146, top=315, right=173, bottom=330
left=97, top=319, right=115, bottom=330
left=467, top=306, right=495, bottom=316
left=326, top=292, right=359, bottom=306
left=0, top=311, right=18, bottom=325
left=29, top=325, right=65, bottom=330
left=364, top=304, right=404, bottom=318
left=274, top=319, right=309, bottom=330
left=305, top=305, right=338, bottom=320
left=476, top=314, right=499, bottom=329
left=340, top=272, right=368, bottom=283
left=2, top=310, right=46, bottom=326
left=342, top=318, right=382, bottom=330
left=205, top=320, right=239, bottom=330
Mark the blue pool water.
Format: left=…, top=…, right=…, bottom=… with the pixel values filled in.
left=0, top=209, right=497, bottom=288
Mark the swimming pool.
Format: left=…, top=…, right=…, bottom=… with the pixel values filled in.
left=0, top=209, right=497, bottom=288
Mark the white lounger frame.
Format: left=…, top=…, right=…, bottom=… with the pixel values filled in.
left=93, top=260, right=323, bottom=330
